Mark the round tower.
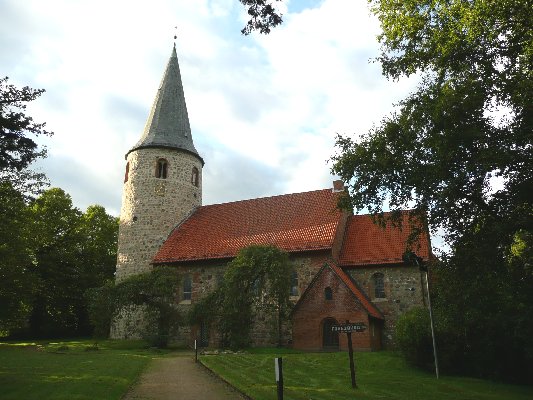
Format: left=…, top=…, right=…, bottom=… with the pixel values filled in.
left=115, top=44, right=204, bottom=282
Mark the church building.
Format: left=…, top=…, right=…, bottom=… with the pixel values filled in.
left=111, top=45, right=431, bottom=351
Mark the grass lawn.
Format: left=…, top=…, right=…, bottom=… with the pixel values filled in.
left=200, top=349, right=533, bottom=400
left=0, top=339, right=170, bottom=400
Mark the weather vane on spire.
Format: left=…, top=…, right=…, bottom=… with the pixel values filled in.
left=174, top=26, right=178, bottom=44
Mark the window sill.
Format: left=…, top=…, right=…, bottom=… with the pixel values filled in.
left=372, top=298, right=388, bottom=303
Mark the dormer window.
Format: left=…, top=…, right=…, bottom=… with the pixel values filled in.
left=156, top=159, right=168, bottom=179
left=191, top=167, right=199, bottom=187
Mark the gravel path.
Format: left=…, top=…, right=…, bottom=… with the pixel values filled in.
left=122, top=353, right=246, bottom=400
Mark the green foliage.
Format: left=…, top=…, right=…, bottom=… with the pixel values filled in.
left=328, top=0, right=533, bottom=384
left=102, top=267, right=181, bottom=347
left=239, top=0, right=283, bottom=35
left=0, top=182, right=36, bottom=334
left=86, top=281, right=115, bottom=339
left=78, top=205, right=119, bottom=287
left=395, top=307, right=434, bottom=369
left=190, top=245, right=292, bottom=349
left=431, top=220, right=533, bottom=383
left=28, top=188, right=87, bottom=337
left=0, top=186, right=119, bottom=339
left=331, top=0, right=532, bottom=243
left=0, top=76, right=53, bottom=196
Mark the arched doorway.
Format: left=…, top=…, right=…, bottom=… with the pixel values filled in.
left=322, top=318, right=339, bottom=350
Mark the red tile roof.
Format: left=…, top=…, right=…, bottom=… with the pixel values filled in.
left=338, top=212, right=431, bottom=266
left=329, top=262, right=384, bottom=320
left=154, top=188, right=343, bottom=263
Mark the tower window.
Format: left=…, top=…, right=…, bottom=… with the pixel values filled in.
left=191, top=167, right=199, bottom=187
left=183, top=275, right=192, bottom=301
left=373, top=272, right=385, bottom=298
left=156, top=159, right=168, bottom=179
left=325, top=287, right=333, bottom=300
left=124, top=162, right=130, bottom=183
left=290, top=271, right=299, bottom=296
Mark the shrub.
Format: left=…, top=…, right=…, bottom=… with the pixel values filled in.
left=395, top=307, right=434, bottom=369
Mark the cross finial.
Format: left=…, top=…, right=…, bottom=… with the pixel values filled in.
left=174, top=26, right=178, bottom=45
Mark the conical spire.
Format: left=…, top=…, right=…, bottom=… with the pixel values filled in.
left=127, top=45, right=203, bottom=163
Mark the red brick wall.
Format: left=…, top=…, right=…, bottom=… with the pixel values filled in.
left=292, top=265, right=377, bottom=351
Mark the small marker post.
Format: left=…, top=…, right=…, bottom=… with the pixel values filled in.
left=194, top=339, right=198, bottom=363
left=275, top=357, right=283, bottom=400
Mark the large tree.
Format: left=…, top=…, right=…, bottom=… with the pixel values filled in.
left=0, top=77, right=53, bottom=195
left=328, top=0, right=533, bottom=383
left=330, top=0, right=532, bottom=242
left=27, top=188, right=118, bottom=337
left=0, top=182, right=36, bottom=334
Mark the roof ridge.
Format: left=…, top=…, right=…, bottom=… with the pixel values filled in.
left=200, top=187, right=335, bottom=208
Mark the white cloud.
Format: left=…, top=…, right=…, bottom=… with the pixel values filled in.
left=1, top=0, right=419, bottom=216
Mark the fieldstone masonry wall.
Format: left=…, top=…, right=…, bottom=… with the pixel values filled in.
left=115, top=148, right=202, bottom=281
left=346, top=265, right=426, bottom=348
left=165, top=252, right=331, bottom=348
left=111, top=147, right=202, bottom=339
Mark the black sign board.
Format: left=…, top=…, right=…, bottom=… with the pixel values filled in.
left=331, top=323, right=366, bottom=333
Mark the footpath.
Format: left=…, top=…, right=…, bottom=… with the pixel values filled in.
left=122, top=352, right=246, bottom=400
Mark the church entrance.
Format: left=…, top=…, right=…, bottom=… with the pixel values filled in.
left=322, top=318, right=339, bottom=350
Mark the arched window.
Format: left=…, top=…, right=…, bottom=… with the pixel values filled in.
left=155, top=158, right=168, bottom=179
left=183, top=275, right=192, bottom=301
left=325, top=286, right=333, bottom=300
left=191, top=166, right=199, bottom=187
left=290, top=271, right=299, bottom=296
left=124, top=162, right=130, bottom=183
left=373, top=273, right=385, bottom=298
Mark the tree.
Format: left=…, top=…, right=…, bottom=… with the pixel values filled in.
left=191, top=245, right=292, bottom=349
left=112, top=267, right=181, bottom=347
left=239, top=0, right=283, bottom=35
left=0, top=182, right=36, bottom=335
left=78, top=205, right=119, bottom=288
left=28, top=188, right=84, bottom=337
left=329, top=0, right=533, bottom=383
left=0, top=77, right=53, bottom=195
left=330, top=0, right=532, bottom=242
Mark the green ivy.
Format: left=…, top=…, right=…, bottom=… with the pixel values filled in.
left=190, top=245, right=292, bottom=350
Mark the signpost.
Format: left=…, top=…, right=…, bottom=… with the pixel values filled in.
left=274, top=357, right=283, bottom=400
left=332, top=321, right=367, bottom=388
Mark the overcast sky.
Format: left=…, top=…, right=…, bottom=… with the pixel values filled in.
left=1, top=0, right=418, bottom=216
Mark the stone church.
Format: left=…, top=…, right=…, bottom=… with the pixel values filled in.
left=111, top=45, right=431, bottom=351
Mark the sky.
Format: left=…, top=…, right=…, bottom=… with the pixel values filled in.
left=1, top=0, right=419, bottom=217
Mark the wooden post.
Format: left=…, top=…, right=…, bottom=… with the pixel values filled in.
left=194, top=339, right=198, bottom=363
left=346, top=320, right=357, bottom=388
left=275, top=357, right=283, bottom=400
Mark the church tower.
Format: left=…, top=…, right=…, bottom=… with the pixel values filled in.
left=115, top=44, right=203, bottom=282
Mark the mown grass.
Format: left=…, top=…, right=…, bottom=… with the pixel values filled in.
left=201, top=350, right=533, bottom=400
left=0, top=339, right=172, bottom=400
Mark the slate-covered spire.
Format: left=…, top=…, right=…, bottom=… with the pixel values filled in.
left=127, top=44, right=202, bottom=163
